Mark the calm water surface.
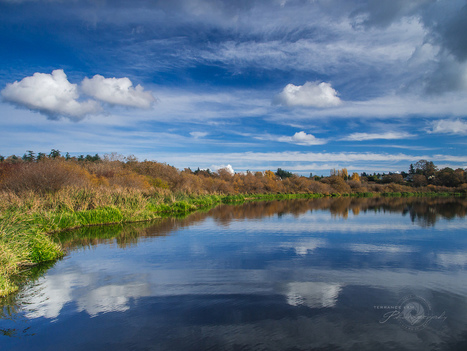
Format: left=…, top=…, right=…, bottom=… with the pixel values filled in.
left=1, top=197, right=467, bottom=350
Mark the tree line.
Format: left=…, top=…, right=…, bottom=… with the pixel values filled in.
left=0, top=150, right=466, bottom=195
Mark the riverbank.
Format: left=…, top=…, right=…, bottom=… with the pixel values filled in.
left=0, top=189, right=464, bottom=297
left=0, top=191, right=322, bottom=296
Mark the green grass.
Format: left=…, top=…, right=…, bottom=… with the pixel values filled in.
left=0, top=217, right=63, bottom=296
left=351, top=192, right=374, bottom=197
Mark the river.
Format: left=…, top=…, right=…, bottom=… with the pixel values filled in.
left=1, top=197, right=466, bottom=350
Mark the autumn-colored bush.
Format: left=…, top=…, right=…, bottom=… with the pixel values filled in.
left=177, top=172, right=205, bottom=194
left=0, top=160, right=91, bottom=194
left=282, top=176, right=309, bottom=193
left=83, top=160, right=152, bottom=190
left=242, top=172, right=266, bottom=193
left=381, top=182, right=413, bottom=193
left=127, top=161, right=182, bottom=190
left=204, top=177, right=235, bottom=194
left=321, top=176, right=351, bottom=194
left=365, top=183, right=385, bottom=193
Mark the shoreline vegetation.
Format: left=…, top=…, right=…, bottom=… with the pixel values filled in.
left=1, top=151, right=466, bottom=296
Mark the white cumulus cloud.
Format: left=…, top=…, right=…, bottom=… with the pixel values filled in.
left=81, top=74, right=155, bottom=108
left=278, top=131, right=327, bottom=145
left=273, top=81, right=342, bottom=108
left=428, top=119, right=467, bottom=135
left=342, top=132, right=415, bottom=141
left=1, top=69, right=101, bottom=119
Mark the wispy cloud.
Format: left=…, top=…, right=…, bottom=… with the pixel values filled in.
left=155, top=151, right=467, bottom=166
left=268, top=93, right=467, bottom=120
left=253, top=131, right=327, bottom=146
left=190, top=131, right=208, bottom=139
left=342, top=131, right=415, bottom=141
left=350, top=144, right=438, bottom=151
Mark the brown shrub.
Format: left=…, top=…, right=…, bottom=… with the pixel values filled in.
left=83, top=161, right=151, bottom=191
left=82, top=161, right=123, bottom=179
left=241, top=173, right=265, bottom=193
left=216, top=168, right=234, bottom=182
left=381, top=182, right=413, bottom=193
left=347, top=180, right=361, bottom=189
left=107, top=171, right=151, bottom=190
left=307, top=180, right=333, bottom=195
left=0, top=160, right=91, bottom=194
left=321, top=176, right=351, bottom=194
left=262, top=175, right=285, bottom=193
left=232, top=175, right=245, bottom=194
left=366, top=183, right=385, bottom=193
left=127, top=161, right=181, bottom=190
left=201, top=177, right=235, bottom=194
left=177, top=172, right=205, bottom=194
left=282, top=176, right=310, bottom=193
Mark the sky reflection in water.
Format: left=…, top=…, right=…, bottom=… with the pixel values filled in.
left=1, top=197, right=467, bottom=350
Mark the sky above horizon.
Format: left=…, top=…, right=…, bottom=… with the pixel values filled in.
left=1, top=0, right=466, bottom=175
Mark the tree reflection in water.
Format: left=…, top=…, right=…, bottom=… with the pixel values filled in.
left=54, top=197, right=467, bottom=251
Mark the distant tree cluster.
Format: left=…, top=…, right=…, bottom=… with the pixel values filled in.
left=275, top=168, right=293, bottom=179
left=1, top=149, right=103, bottom=164
left=0, top=151, right=466, bottom=195
left=330, top=168, right=348, bottom=180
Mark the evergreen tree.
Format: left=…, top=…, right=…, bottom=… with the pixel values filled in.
left=275, top=168, right=293, bottom=179
left=49, top=149, right=61, bottom=159
left=22, top=150, right=35, bottom=162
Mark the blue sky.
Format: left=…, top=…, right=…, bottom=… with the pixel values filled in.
left=1, top=0, right=466, bottom=175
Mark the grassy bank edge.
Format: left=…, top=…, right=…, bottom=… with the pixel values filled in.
left=0, top=191, right=463, bottom=297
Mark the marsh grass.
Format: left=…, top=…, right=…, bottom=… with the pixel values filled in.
left=0, top=216, right=62, bottom=296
